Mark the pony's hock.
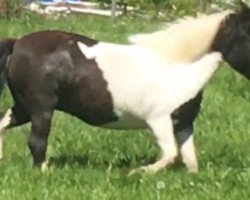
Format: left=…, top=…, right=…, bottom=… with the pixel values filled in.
left=0, top=2, right=249, bottom=174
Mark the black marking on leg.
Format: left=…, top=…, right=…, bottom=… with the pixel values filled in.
left=29, top=111, right=52, bottom=167
left=175, top=126, right=193, bottom=147
left=172, top=91, right=202, bottom=133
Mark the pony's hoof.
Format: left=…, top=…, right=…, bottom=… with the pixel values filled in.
left=128, top=168, right=142, bottom=176
left=187, top=166, right=198, bottom=174
left=128, top=166, right=156, bottom=176
left=41, top=161, right=49, bottom=173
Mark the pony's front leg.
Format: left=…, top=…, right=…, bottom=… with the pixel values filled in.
left=175, top=126, right=198, bottom=173
left=29, top=111, right=53, bottom=171
left=129, top=115, right=177, bottom=175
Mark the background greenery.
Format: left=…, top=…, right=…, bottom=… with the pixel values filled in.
left=0, top=0, right=246, bottom=20
left=0, top=2, right=249, bottom=199
left=93, top=0, right=245, bottom=18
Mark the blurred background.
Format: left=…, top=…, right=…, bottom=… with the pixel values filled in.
left=0, top=0, right=247, bottom=21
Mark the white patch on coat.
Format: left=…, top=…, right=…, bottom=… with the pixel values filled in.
left=129, top=11, right=231, bottom=63
left=0, top=109, right=12, bottom=160
left=78, top=42, right=222, bottom=173
left=180, top=135, right=198, bottom=173
left=77, top=43, right=96, bottom=59
left=77, top=42, right=222, bottom=130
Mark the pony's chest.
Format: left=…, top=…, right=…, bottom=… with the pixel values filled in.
left=99, top=111, right=148, bottom=130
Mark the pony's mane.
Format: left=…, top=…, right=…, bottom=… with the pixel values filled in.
left=129, top=10, right=233, bottom=63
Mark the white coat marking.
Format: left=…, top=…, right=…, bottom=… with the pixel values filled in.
left=0, top=109, right=12, bottom=160
left=78, top=42, right=222, bottom=130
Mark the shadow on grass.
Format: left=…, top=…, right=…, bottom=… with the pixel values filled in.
left=49, top=155, right=89, bottom=167
left=49, top=154, right=157, bottom=169
left=48, top=154, right=188, bottom=172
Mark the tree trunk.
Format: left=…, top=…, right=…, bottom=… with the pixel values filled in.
left=111, top=0, right=116, bottom=22
left=198, top=0, right=206, bottom=13
left=0, top=0, right=6, bottom=17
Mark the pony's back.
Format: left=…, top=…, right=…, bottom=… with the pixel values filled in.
left=129, top=11, right=231, bottom=63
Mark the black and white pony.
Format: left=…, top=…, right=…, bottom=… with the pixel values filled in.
left=0, top=3, right=249, bottom=174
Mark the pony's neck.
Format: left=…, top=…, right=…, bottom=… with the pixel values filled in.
left=130, top=11, right=232, bottom=63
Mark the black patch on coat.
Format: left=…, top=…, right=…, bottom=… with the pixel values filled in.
left=172, top=92, right=202, bottom=133
left=8, top=30, right=118, bottom=126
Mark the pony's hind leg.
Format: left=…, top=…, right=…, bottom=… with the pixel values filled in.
left=29, top=109, right=54, bottom=171
left=129, top=115, right=177, bottom=175
left=0, top=105, right=30, bottom=159
left=175, top=125, right=198, bottom=173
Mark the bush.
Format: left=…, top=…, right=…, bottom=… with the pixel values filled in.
left=0, top=0, right=25, bottom=19
left=94, top=0, right=248, bottom=19
left=94, top=0, right=196, bottom=19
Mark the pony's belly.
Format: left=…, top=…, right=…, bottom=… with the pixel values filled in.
left=99, top=112, right=148, bottom=130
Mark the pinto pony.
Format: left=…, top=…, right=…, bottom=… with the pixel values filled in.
left=0, top=3, right=249, bottom=174
left=0, top=31, right=221, bottom=173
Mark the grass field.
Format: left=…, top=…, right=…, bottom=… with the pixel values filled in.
left=0, top=12, right=250, bottom=200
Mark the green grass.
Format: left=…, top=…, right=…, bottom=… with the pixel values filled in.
left=0, top=12, right=250, bottom=200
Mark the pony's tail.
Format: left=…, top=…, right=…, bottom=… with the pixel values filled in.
left=0, top=39, right=15, bottom=95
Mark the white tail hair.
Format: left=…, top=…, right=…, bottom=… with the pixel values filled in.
left=129, top=11, right=232, bottom=63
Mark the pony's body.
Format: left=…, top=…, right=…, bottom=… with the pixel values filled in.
left=0, top=30, right=221, bottom=173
